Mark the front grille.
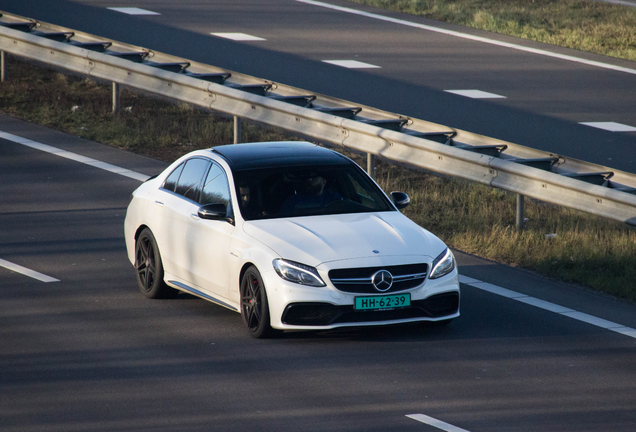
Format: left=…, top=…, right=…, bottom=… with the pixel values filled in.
left=281, top=292, right=459, bottom=326
left=328, top=263, right=428, bottom=294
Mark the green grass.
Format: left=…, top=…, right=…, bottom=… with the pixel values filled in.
left=2, top=57, right=635, bottom=301
left=345, top=0, right=636, bottom=61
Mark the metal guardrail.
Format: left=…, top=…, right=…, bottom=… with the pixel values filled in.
left=1, top=11, right=636, bottom=226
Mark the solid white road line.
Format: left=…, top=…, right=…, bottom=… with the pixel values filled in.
left=0, top=131, right=150, bottom=182
left=1, top=130, right=153, bottom=284
left=459, top=275, right=636, bottom=339
left=322, top=60, right=381, bottom=69
left=602, top=0, right=636, bottom=7
left=407, top=414, right=471, bottom=432
left=107, top=7, right=160, bottom=16
left=211, top=32, right=266, bottom=41
left=296, top=0, right=636, bottom=76
left=4, top=130, right=634, bottom=337
left=445, top=89, right=506, bottom=99
left=579, top=122, right=636, bottom=132
left=0, top=258, right=60, bottom=283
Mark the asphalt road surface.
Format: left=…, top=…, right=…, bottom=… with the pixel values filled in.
left=1, top=0, right=636, bottom=173
left=1, top=115, right=636, bottom=432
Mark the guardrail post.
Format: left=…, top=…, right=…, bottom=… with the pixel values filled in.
left=367, top=153, right=375, bottom=178
left=516, top=194, right=525, bottom=229
left=233, top=116, right=241, bottom=144
left=112, top=82, right=120, bottom=114
left=1, top=51, right=6, bottom=82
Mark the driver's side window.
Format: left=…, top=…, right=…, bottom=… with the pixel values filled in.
left=200, top=163, right=230, bottom=207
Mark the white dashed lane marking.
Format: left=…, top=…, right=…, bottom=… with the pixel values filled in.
left=211, top=33, right=266, bottom=41
left=296, top=0, right=636, bottom=76
left=0, top=258, right=60, bottom=283
left=460, top=275, right=636, bottom=339
left=407, top=414, right=471, bottom=432
left=444, top=89, right=506, bottom=99
left=579, top=122, right=636, bottom=132
left=322, top=60, right=381, bottom=69
left=107, top=7, right=160, bottom=15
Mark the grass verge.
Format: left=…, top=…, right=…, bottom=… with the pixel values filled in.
left=345, top=0, right=636, bottom=62
left=1, top=57, right=635, bottom=301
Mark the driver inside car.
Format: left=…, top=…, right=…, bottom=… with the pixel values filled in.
left=281, top=174, right=341, bottom=214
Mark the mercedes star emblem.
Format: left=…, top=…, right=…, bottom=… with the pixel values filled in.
left=371, top=270, right=393, bottom=292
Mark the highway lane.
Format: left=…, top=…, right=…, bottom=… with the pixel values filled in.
left=1, top=0, right=636, bottom=173
left=2, top=117, right=636, bottom=431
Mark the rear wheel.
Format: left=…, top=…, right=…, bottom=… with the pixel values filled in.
left=135, top=228, right=178, bottom=299
left=240, top=266, right=278, bottom=338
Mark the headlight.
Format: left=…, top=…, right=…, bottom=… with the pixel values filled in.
left=273, top=259, right=326, bottom=287
left=429, top=248, right=455, bottom=279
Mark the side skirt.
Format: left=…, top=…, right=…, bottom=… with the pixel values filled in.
left=167, top=280, right=239, bottom=312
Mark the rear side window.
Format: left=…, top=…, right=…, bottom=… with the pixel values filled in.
left=164, top=158, right=210, bottom=201
left=175, top=158, right=211, bottom=201
left=162, top=163, right=184, bottom=193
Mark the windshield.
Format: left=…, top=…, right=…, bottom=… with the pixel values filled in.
left=232, top=163, right=394, bottom=220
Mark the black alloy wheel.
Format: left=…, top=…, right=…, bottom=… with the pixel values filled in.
left=135, top=228, right=178, bottom=299
left=240, top=266, right=277, bottom=338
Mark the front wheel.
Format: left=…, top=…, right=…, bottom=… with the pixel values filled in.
left=135, top=228, right=178, bottom=299
left=240, top=266, right=278, bottom=338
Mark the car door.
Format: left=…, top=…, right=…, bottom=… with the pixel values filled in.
left=152, top=157, right=210, bottom=282
left=185, top=162, right=235, bottom=299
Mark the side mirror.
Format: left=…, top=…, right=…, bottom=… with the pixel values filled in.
left=198, top=203, right=227, bottom=220
left=390, top=191, right=410, bottom=210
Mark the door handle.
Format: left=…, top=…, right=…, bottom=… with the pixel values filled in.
left=154, top=201, right=164, bottom=207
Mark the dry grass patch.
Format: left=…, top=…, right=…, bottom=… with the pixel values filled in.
left=0, top=57, right=295, bottom=162
left=345, top=0, right=636, bottom=61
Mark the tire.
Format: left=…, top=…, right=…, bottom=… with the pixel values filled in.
left=240, top=266, right=278, bottom=338
left=135, top=228, right=178, bottom=299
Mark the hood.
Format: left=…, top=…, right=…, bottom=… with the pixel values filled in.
left=242, top=211, right=446, bottom=267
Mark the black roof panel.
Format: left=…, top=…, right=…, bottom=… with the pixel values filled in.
left=212, top=142, right=349, bottom=170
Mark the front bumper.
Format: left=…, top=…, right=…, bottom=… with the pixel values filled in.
left=282, top=291, right=459, bottom=326
left=261, top=268, right=460, bottom=330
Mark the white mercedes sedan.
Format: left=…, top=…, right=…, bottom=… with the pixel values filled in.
left=124, top=142, right=459, bottom=338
